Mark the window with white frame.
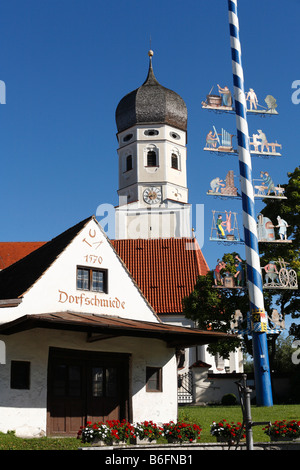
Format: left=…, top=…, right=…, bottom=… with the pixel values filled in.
left=145, top=145, right=158, bottom=167
left=171, top=149, right=180, bottom=170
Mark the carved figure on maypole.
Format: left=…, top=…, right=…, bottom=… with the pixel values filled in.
left=212, top=253, right=245, bottom=288
left=207, top=170, right=238, bottom=197
left=204, top=126, right=234, bottom=153
left=263, top=261, right=279, bottom=285
left=208, top=176, right=225, bottom=193
left=262, top=258, right=298, bottom=289
left=264, top=95, right=278, bottom=114
left=201, top=84, right=234, bottom=110
left=205, top=129, right=218, bottom=149
left=257, top=214, right=291, bottom=243
left=276, top=216, right=289, bottom=240
left=234, top=254, right=244, bottom=286
left=250, top=129, right=282, bottom=156
left=257, top=214, right=275, bottom=242
left=253, top=171, right=286, bottom=198
left=246, top=88, right=258, bottom=110
left=210, top=210, right=241, bottom=242
left=217, top=84, right=233, bottom=107
left=245, top=87, right=278, bottom=114
left=213, top=259, right=226, bottom=286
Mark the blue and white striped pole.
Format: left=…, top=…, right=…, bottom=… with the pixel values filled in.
left=228, top=0, right=273, bottom=406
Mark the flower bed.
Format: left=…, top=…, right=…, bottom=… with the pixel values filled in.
left=77, top=420, right=201, bottom=445
left=77, top=420, right=136, bottom=444
left=262, top=420, right=300, bottom=441
left=162, top=421, right=202, bottom=443
left=134, top=420, right=163, bottom=443
left=210, top=419, right=245, bottom=443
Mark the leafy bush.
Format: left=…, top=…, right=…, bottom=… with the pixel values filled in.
left=221, top=393, right=237, bottom=406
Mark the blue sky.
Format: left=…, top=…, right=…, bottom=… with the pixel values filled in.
left=0, top=0, right=299, bottom=275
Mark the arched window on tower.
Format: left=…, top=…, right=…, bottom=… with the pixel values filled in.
left=126, top=155, right=133, bottom=171
left=147, top=150, right=157, bottom=167
left=171, top=153, right=179, bottom=170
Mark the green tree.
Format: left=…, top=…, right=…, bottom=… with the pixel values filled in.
left=182, top=256, right=250, bottom=359
left=272, top=334, right=297, bottom=373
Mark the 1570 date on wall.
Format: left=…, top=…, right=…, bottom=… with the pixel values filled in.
left=84, top=254, right=103, bottom=265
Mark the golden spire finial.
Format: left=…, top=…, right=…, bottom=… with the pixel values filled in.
left=148, top=35, right=153, bottom=58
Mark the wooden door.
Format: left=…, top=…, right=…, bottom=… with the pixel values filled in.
left=48, top=359, right=86, bottom=435
left=47, top=348, right=130, bottom=436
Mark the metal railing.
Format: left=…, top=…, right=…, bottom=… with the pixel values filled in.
left=178, top=371, right=193, bottom=404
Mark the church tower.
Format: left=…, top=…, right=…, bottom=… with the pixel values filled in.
left=115, top=51, right=191, bottom=239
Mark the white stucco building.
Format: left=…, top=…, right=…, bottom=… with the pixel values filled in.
left=0, top=216, right=229, bottom=437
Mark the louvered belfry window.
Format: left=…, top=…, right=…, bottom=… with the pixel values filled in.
left=147, top=150, right=157, bottom=167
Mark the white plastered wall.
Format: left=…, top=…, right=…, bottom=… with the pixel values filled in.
left=0, top=329, right=177, bottom=437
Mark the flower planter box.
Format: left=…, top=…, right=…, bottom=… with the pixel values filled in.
left=91, top=439, right=113, bottom=446
left=270, top=436, right=300, bottom=442
left=128, top=437, right=137, bottom=445
left=166, top=437, right=197, bottom=444
left=166, top=437, right=181, bottom=444
left=216, top=436, right=235, bottom=444
left=136, top=436, right=156, bottom=445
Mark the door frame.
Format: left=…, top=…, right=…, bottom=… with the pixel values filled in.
left=46, top=347, right=131, bottom=436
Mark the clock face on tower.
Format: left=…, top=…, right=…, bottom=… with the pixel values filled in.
left=143, top=187, right=162, bottom=205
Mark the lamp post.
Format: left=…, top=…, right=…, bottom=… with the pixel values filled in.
left=227, top=0, right=273, bottom=406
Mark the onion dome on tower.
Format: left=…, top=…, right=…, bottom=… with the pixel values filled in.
left=115, top=50, right=187, bottom=133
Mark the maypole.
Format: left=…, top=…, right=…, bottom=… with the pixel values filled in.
left=227, top=0, right=273, bottom=406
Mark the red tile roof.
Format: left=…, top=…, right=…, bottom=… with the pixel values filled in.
left=0, top=242, right=46, bottom=269
left=111, top=238, right=209, bottom=314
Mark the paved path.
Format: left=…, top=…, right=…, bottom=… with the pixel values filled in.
left=80, top=441, right=300, bottom=451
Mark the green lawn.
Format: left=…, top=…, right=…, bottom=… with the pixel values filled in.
left=0, top=432, right=89, bottom=450
left=0, top=404, right=299, bottom=449
left=178, top=404, right=300, bottom=442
